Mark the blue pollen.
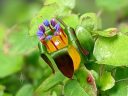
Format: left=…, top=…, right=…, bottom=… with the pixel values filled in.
left=43, top=20, right=50, bottom=27
left=54, top=23, right=60, bottom=32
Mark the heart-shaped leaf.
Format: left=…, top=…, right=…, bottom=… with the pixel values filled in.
left=64, top=80, right=89, bottom=96
left=93, top=33, right=128, bottom=66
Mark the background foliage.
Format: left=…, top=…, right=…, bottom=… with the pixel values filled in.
left=0, top=0, right=128, bottom=96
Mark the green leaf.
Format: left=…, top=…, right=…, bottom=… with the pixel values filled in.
left=34, top=72, right=65, bottom=96
left=0, top=24, right=6, bottom=47
left=50, top=85, right=63, bottom=96
left=3, top=93, right=12, bottom=96
left=64, top=79, right=89, bottom=96
left=7, top=25, right=38, bottom=55
left=51, top=91, right=57, bottom=96
left=75, top=67, right=97, bottom=96
left=0, top=85, right=5, bottom=96
left=114, top=67, right=128, bottom=81
left=93, top=33, right=128, bottom=66
left=80, top=13, right=102, bottom=32
left=119, top=23, right=128, bottom=34
left=44, top=0, right=76, bottom=9
left=102, top=81, right=128, bottom=96
left=99, top=72, right=115, bottom=91
left=16, top=84, right=34, bottom=96
left=61, top=14, right=79, bottom=28
left=95, top=0, right=128, bottom=11
left=0, top=52, right=23, bottom=78
left=96, top=28, right=118, bottom=37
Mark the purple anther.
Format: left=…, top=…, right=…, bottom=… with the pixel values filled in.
left=39, top=25, right=45, bottom=33
left=37, top=30, right=44, bottom=38
left=54, top=23, right=60, bottom=32
left=50, top=18, right=57, bottom=27
left=43, top=20, right=50, bottom=27
left=45, top=35, right=52, bottom=40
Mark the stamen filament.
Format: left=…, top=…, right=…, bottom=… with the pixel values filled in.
left=50, top=40, right=58, bottom=50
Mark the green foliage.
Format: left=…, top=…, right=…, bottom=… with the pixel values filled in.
left=16, top=84, right=34, bottom=96
left=79, top=13, right=102, bottom=32
left=76, top=25, right=94, bottom=52
left=44, top=0, right=76, bottom=9
left=102, top=81, right=128, bottom=96
left=98, top=72, right=115, bottom=91
left=96, top=0, right=128, bottom=11
left=1, top=0, right=128, bottom=96
left=61, top=14, right=79, bottom=28
left=75, top=67, right=97, bottom=96
left=0, top=52, right=23, bottom=78
left=0, top=24, right=6, bottom=47
left=64, top=80, right=89, bottom=96
left=119, top=23, right=128, bottom=34
left=34, top=72, right=65, bottom=96
left=7, top=25, right=38, bottom=55
left=93, top=33, right=128, bottom=66
left=95, top=28, right=118, bottom=37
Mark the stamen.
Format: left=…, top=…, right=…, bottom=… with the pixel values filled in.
left=54, top=32, right=65, bottom=44
left=50, top=18, right=57, bottom=27
left=40, top=39, right=50, bottom=50
left=38, top=25, right=47, bottom=36
left=45, top=35, right=52, bottom=40
left=50, top=40, right=58, bottom=50
left=54, top=23, right=60, bottom=32
left=37, top=30, right=44, bottom=39
left=60, top=28, right=66, bottom=37
left=55, top=23, right=66, bottom=37
left=54, top=23, right=65, bottom=44
left=59, top=35, right=66, bottom=44
left=43, top=19, right=54, bottom=32
left=39, top=25, right=45, bottom=32
left=45, top=35, right=58, bottom=50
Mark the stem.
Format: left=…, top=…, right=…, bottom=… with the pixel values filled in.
left=56, top=17, right=67, bottom=28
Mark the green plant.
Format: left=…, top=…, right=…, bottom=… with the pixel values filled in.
left=0, top=0, right=128, bottom=96
left=28, top=0, right=128, bottom=96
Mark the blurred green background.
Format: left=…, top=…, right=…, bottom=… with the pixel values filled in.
left=0, top=0, right=128, bottom=96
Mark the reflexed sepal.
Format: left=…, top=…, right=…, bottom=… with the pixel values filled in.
left=65, top=27, right=89, bottom=58
left=76, top=25, right=94, bottom=52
